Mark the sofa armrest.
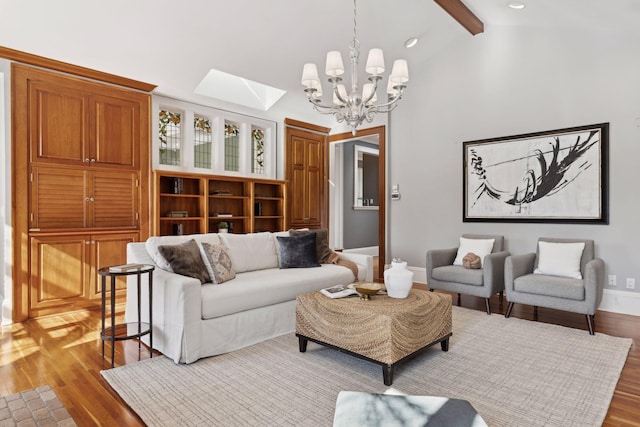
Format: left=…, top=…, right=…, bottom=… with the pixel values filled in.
left=125, top=242, right=203, bottom=363
left=426, top=248, right=457, bottom=283
left=584, top=258, right=605, bottom=314
left=337, top=252, right=373, bottom=282
left=483, top=251, right=509, bottom=293
left=504, top=253, right=536, bottom=292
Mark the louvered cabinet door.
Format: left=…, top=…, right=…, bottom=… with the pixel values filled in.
left=89, top=171, right=139, bottom=228
left=30, top=166, right=88, bottom=229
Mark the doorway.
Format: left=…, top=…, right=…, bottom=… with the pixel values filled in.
left=329, top=126, right=385, bottom=281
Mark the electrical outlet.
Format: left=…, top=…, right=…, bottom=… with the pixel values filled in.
left=608, top=275, right=616, bottom=287
left=626, top=278, right=635, bottom=290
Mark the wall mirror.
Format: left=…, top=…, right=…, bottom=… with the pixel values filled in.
left=354, top=145, right=379, bottom=209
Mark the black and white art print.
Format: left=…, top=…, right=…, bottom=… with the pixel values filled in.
left=463, top=123, right=608, bottom=224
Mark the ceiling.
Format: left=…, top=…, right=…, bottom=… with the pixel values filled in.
left=1, top=0, right=639, bottom=112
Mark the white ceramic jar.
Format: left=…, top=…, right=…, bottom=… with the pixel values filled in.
left=384, top=259, right=414, bottom=298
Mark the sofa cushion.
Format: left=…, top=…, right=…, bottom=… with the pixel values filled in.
left=534, top=241, right=585, bottom=279
left=158, top=239, right=211, bottom=284
left=277, top=233, right=321, bottom=269
left=432, top=265, right=484, bottom=286
left=200, top=264, right=355, bottom=319
left=289, top=228, right=332, bottom=263
left=453, top=237, right=495, bottom=268
left=514, top=273, right=585, bottom=300
left=219, top=232, right=278, bottom=273
left=198, top=242, right=236, bottom=284
left=146, top=233, right=221, bottom=271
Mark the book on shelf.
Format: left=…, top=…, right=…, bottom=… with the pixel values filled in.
left=214, top=213, right=233, bottom=217
left=211, top=190, right=233, bottom=195
left=108, top=263, right=145, bottom=272
left=320, top=284, right=359, bottom=299
left=167, top=211, right=189, bottom=218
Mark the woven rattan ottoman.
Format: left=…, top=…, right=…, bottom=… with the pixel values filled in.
left=295, top=289, right=452, bottom=385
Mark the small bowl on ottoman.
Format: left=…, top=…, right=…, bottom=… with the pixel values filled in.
left=354, top=282, right=382, bottom=300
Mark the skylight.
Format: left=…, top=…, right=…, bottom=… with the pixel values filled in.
left=194, top=69, right=286, bottom=111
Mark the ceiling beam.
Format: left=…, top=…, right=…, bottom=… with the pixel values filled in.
left=433, top=0, right=484, bottom=36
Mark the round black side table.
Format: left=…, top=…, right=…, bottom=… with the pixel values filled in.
left=99, top=264, right=154, bottom=368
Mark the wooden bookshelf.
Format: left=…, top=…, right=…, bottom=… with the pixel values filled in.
left=154, top=171, right=286, bottom=236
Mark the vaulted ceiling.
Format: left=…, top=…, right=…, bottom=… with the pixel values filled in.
left=1, top=0, right=639, bottom=112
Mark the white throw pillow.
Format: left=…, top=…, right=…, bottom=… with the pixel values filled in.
left=534, top=241, right=585, bottom=279
left=453, top=237, right=495, bottom=268
left=219, top=232, right=279, bottom=273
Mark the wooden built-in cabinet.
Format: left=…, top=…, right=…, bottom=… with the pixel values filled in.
left=155, top=171, right=286, bottom=235
left=28, top=77, right=140, bottom=169
left=12, top=62, right=151, bottom=321
left=29, top=232, right=138, bottom=317
left=30, top=165, right=139, bottom=230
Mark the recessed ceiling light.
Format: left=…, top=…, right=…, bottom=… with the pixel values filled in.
left=507, top=1, right=526, bottom=9
left=404, top=37, right=418, bottom=49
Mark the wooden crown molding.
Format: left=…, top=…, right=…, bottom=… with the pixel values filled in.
left=0, top=46, right=157, bottom=92
left=434, top=0, right=484, bottom=36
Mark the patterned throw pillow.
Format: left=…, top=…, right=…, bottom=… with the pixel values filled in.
left=199, top=242, right=236, bottom=284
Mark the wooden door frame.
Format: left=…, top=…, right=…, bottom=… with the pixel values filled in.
left=329, top=126, right=386, bottom=282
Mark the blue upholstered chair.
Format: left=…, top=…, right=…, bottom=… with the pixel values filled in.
left=426, top=234, right=508, bottom=315
left=504, top=238, right=605, bottom=335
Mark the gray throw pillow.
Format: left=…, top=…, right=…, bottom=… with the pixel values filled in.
left=289, top=228, right=332, bottom=263
left=277, top=233, right=321, bottom=269
left=158, top=239, right=211, bottom=284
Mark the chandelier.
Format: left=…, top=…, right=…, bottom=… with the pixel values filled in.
left=301, top=0, right=409, bottom=135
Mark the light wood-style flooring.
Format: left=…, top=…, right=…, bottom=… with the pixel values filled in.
left=1, top=291, right=638, bottom=426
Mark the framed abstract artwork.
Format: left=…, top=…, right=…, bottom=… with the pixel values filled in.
left=463, top=123, right=609, bottom=224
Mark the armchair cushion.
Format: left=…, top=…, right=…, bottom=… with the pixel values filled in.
left=514, top=274, right=585, bottom=301
left=453, top=237, right=495, bottom=267
left=432, top=265, right=484, bottom=286
left=534, top=241, right=585, bottom=279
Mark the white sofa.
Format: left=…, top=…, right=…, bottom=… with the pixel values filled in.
left=125, top=232, right=373, bottom=364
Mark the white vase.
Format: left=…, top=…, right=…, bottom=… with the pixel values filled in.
left=384, top=259, right=414, bottom=298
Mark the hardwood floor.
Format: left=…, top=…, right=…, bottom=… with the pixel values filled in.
left=1, top=292, right=638, bottom=426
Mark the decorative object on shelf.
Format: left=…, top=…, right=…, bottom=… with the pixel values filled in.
left=300, top=0, right=409, bottom=135
left=217, top=221, right=229, bottom=233
left=384, top=259, right=413, bottom=298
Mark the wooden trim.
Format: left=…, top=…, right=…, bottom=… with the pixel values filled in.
left=284, top=118, right=331, bottom=135
left=11, top=64, right=30, bottom=322
left=329, top=125, right=386, bottom=282
left=0, top=46, right=157, bottom=92
left=433, top=0, right=484, bottom=36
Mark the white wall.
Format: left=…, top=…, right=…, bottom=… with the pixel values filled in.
left=389, top=25, right=640, bottom=298
left=0, top=58, right=11, bottom=325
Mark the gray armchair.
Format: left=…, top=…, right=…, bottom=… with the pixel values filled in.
left=426, top=234, right=508, bottom=314
left=504, top=238, right=605, bottom=335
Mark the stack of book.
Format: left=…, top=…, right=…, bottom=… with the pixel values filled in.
left=167, top=211, right=189, bottom=218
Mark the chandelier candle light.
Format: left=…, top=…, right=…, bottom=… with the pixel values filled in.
left=301, top=0, right=409, bottom=135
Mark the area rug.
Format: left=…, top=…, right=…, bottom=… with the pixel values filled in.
left=0, top=385, right=76, bottom=426
left=101, top=306, right=632, bottom=427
